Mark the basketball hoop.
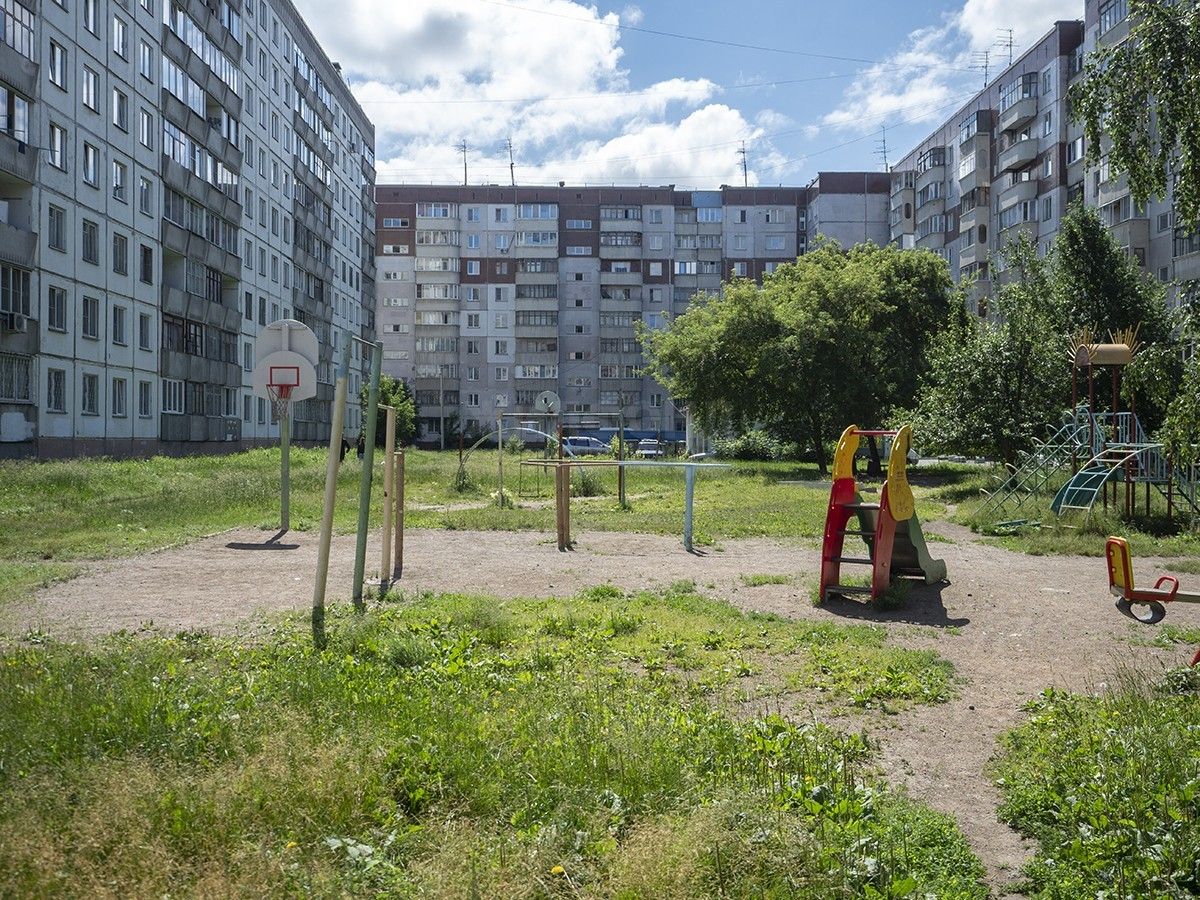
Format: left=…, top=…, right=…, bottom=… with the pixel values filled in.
left=268, top=365, right=300, bottom=422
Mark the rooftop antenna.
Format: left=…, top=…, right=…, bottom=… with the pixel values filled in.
left=874, top=125, right=889, bottom=171
left=996, top=28, right=1014, bottom=67
left=737, top=140, right=748, bottom=187
left=970, top=49, right=990, bottom=87
left=506, top=137, right=516, bottom=187
left=458, top=140, right=468, bottom=186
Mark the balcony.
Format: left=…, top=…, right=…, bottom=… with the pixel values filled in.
left=960, top=204, right=986, bottom=233
left=0, top=134, right=37, bottom=184
left=998, top=179, right=1038, bottom=210
left=958, top=153, right=989, bottom=193
left=0, top=41, right=38, bottom=98
left=1175, top=251, right=1200, bottom=282
left=959, top=240, right=982, bottom=267
left=0, top=221, right=36, bottom=269
left=1097, top=171, right=1130, bottom=209
left=998, top=96, right=1038, bottom=133
left=1110, top=218, right=1150, bottom=263
left=915, top=165, right=945, bottom=195
left=997, top=138, right=1038, bottom=174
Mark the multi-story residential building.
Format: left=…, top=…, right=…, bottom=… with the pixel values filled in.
left=0, top=0, right=374, bottom=458
left=889, top=20, right=1086, bottom=313
left=375, top=178, right=889, bottom=446
left=890, top=3, right=1192, bottom=313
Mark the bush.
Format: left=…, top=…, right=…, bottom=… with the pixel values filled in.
left=714, top=430, right=792, bottom=461
left=571, top=468, right=606, bottom=497
left=502, top=433, right=525, bottom=455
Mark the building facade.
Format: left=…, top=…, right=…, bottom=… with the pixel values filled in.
left=374, top=178, right=889, bottom=445
left=890, top=2, right=1190, bottom=314
left=0, top=0, right=374, bottom=458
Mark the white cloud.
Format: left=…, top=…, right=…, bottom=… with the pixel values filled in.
left=291, top=0, right=784, bottom=188
left=820, top=0, right=1083, bottom=136
left=620, top=4, right=644, bottom=26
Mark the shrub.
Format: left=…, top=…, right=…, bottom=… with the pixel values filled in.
left=714, top=430, right=791, bottom=461
left=571, top=468, right=606, bottom=497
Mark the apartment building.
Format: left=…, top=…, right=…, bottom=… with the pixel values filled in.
left=0, top=0, right=375, bottom=458
left=375, top=178, right=889, bottom=446
left=890, top=1, right=1190, bottom=313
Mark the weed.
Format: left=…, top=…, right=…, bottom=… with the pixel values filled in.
left=571, top=468, right=606, bottom=498
left=740, top=573, right=793, bottom=587
left=876, top=579, right=911, bottom=612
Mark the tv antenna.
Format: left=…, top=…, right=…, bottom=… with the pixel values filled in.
left=970, top=50, right=990, bottom=88
left=737, top=140, right=748, bottom=187
left=996, top=28, right=1014, bottom=67
left=506, top=137, right=516, bottom=186
left=458, top=140, right=468, bottom=185
left=875, top=125, right=889, bottom=171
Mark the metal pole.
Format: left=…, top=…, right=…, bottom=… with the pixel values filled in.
left=394, top=449, right=404, bottom=578
left=684, top=464, right=696, bottom=552
left=380, top=405, right=396, bottom=587
left=352, top=341, right=383, bottom=610
left=280, top=402, right=290, bottom=531
left=617, top=409, right=626, bottom=507
left=312, top=341, right=351, bottom=649
left=497, top=415, right=504, bottom=507
left=439, top=367, right=445, bottom=451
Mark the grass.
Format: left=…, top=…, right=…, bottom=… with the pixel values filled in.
left=739, top=573, right=794, bottom=587
left=0, top=449, right=956, bottom=604
left=994, top=671, right=1200, bottom=898
left=936, top=466, right=1200, bottom=559
left=0, top=588, right=984, bottom=898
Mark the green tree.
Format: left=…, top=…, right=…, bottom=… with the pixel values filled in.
left=1070, top=0, right=1200, bottom=226
left=642, top=241, right=957, bottom=473
left=359, top=374, right=417, bottom=447
left=909, top=235, right=1069, bottom=464
left=1052, top=202, right=1170, bottom=344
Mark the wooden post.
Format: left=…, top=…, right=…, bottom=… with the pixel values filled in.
left=394, top=449, right=404, bottom=578
left=352, top=342, right=382, bottom=610
left=562, top=462, right=571, bottom=549
left=312, top=341, right=351, bottom=649
left=497, top=415, right=504, bottom=507
left=555, top=461, right=571, bottom=551
left=617, top=410, right=626, bottom=507
left=683, top=463, right=696, bottom=552
left=380, top=406, right=396, bottom=586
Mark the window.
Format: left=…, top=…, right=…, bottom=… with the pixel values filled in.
left=674, top=260, right=697, bottom=275
left=732, top=261, right=748, bottom=277
left=162, top=378, right=185, bottom=414
left=765, top=208, right=789, bottom=224
left=139, top=313, right=151, bottom=350
left=466, top=207, right=480, bottom=222
left=1, top=0, right=34, bottom=61
left=82, top=143, right=99, bottom=186
left=138, top=381, right=152, bottom=418
left=1042, top=197, right=1053, bottom=222
left=1042, top=111, right=1053, bottom=137
left=1067, top=136, right=1084, bottom=165
left=48, top=41, right=67, bottom=89
left=139, top=109, right=153, bottom=148
left=766, top=235, right=786, bottom=251
left=81, top=221, right=99, bottom=264
left=1099, top=0, right=1127, bottom=33
left=48, top=205, right=66, bottom=251
left=47, top=286, right=66, bottom=332
left=0, top=355, right=32, bottom=403
left=648, top=261, right=663, bottom=277
left=82, top=68, right=99, bottom=111
left=112, top=16, right=128, bottom=58
left=494, top=207, right=510, bottom=223
left=81, top=296, right=100, bottom=339
left=48, top=123, right=66, bottom=169
left=1042, top=156, right=1053, bottom=179
left=495, top=366, right=509, bottom=381
left=83, top=0, right=97, bottom=33
left=466, top=260, right=480, bottom=275
left=46, top=369, right=65, bottom=412
left=111, top=378, right=127, bottom=417
left=139, top=41, right=153, bottom=80
left=81, top=374, right=99, bottom=415
left=112, top=234, right=128, bottom=275
left=138, top=177, right=152, bottom=214
left=697, top=208, right=722, bottom=223
left=566, top=245, right=591, bottom=256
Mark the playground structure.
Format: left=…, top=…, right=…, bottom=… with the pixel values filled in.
left=1105, top=536, right=1200, bottom=665
left=819, top=425, right=947, bottom=603
left=980, top=329, right=1199, bottom=522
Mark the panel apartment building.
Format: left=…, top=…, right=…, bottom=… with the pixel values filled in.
left=0, top=0, right=375, bottom=458
left=890, top=2, right=1191, bottom=314
left=375, top=177, right=888, bottom=445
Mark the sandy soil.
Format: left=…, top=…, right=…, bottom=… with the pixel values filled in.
left=4, top=522, right=1199, bottom=898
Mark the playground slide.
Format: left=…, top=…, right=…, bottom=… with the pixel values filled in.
left=854, top=506, right=947, bottom=584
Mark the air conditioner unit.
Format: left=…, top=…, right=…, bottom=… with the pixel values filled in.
left=1, top=313, right=28, bottom=333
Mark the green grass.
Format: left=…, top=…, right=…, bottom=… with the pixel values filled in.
left=0, top=588, right=984, bottom=898
left=937, top=466, right=1200, bottom=558
left=739, top=573, right=794, bottom=587
left=995, top=674, right=1200, bottom=898
left=0, top=450, right=959, bottom=604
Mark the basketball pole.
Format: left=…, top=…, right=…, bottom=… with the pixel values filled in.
left=352, top=340, right=383, bottom=611
left=312, top=340, right=351, bottom=649
left=280, top=398, right=290, bottom=532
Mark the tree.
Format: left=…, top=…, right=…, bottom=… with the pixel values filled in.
left=1070, top=0, right=1200, bottom=226
left=909, top=234, right=1069, bottom=465
left=642, top=241, right=958, bottom=473
left=359, top=374, right=417, bottom=446
left=1052, top=201, right=1170, bottom=344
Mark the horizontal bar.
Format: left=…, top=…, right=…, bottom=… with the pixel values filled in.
left=852, top=429, right=900, bottom=436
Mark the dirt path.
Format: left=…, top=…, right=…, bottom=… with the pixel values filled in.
left=4, top=524, right=1198, bottom=897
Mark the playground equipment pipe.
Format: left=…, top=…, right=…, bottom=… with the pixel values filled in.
left=312, top=341, right=351, bottom=649
left=352, top=341, right=383, bottom=610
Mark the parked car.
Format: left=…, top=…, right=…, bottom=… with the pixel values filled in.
left=562, top=436, right=609, bottom=456
left=635, top=439, right=664, bottom=458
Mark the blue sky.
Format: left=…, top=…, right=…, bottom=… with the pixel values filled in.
left=294, top=0, right=1081, bottom=187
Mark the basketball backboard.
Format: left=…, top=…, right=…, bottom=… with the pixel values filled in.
left=255, top=319, right=319, bottom=368
left=252, top=320, right=319, bottom=402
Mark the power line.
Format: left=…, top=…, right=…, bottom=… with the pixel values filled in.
left=357, top=72, right=858, bottom=106
left=471, top=0, right=979, bottom=75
